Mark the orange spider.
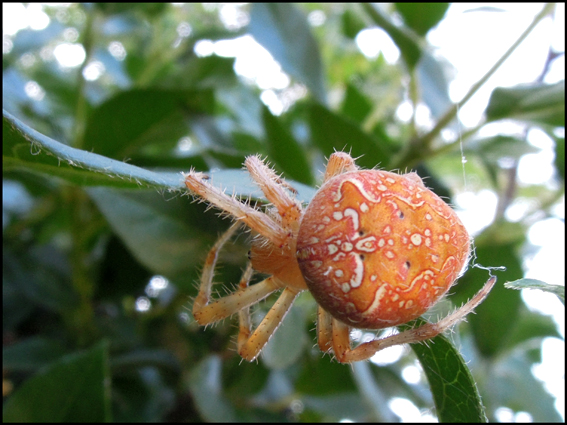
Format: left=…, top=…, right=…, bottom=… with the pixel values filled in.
left=185, top=152, right=495, bottom=363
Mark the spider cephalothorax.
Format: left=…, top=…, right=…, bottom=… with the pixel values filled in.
left=185, top=152, right=495, bottom=363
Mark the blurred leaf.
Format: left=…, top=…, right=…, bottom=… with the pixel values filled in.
left=361, top=3, right=422, bottom=70
left=505, top=278, right=565, bottom=305
left=503, top=308, right=562, bottom=352
left=249, top=3, right=327, bottom=103
left=341, top=9, right=366, bottom=39
left=164, top=56, right=238, bottom=90
left=112, top=367, right=176, bottom=422
left=468, top=135, right=540, bottom=164
left=485, top=81, right=565, bottom=127
left=395, top=3, right=449, bottom=36
left=484, top=348, right=563, bottom=422
left=263, top=106, right=314, bottom=185
left=309, top=103, right=391, bottom=169
left=296, top=355, right=357, bottom=395
left=83, top=88, right=215, bottom=158
left=111, top=348, right=180, bottom=372
left=3, top=342, right=111, bottom=422
left=340, top=83, right=373, bottom=124
left=417, top=50, right=453, bottom=119
left=3, top=337, right=68, bottom=372
left=553, top=135, right=565, bottom=180
left=96, top=2, right=167, bottom=17
left=223, top=357, right=270, bottom=398
left=351, top=361, right=397, bottom=421
left=301, top=393, right=369, bottom=421
left=86, top=189, right=222, bottom=279
left=3, top=246, right=78, bottom=314
left=187, top=355, right=237, bottom=422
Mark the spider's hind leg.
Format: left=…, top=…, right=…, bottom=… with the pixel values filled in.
left=328, top=277, right=497, bottom=363
left=192, top=222, right=279, bottom=325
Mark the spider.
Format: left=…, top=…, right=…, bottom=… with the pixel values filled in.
left=185, top=152, right=495, bottom=363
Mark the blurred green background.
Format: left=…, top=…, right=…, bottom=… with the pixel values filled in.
left=3, top=3, right=564, bottom=422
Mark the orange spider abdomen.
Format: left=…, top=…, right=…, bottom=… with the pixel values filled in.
left=296, top=170, right=470, bottom=329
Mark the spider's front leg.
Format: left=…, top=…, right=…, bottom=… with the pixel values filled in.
left=185, top=170, right=288, bottom=247
left=320, top=277, right=496, bottom=363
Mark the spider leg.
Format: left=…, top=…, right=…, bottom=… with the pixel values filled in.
left=237, top=262, right=255, bottom=347
left=245, top=155, right=302, bottom=229
left=316, top=306, right=334, bottom=354
left=238, top=286, right=301, bottom=361
left=323, top=152, right=359, bottom=182
left=185, top=171, right=288, bottom=247
left=329, top=276, right=497, bottom=363
left=192, top=222, right=281, bottom=325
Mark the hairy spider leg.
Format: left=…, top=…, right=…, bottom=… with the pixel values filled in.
left=316, top=306, right=334, bottom=354
left=192, top=222, right=281, bottom=325
left=238, top=286, right=301, bottom=361
left=185, top=172, right=288, bottom=247
left=325, top=277, right=496, bottom=363
left=244, top=155, right=302, bottom=231
left=191, top=220, right=302, bottom=361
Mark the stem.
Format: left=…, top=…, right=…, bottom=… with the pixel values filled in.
left=73, top=4, right=96, bottom=150
left=70, top=4, right=98, bottom=345
left=393, top=4, right=555, bottom=169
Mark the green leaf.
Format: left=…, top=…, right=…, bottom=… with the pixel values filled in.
left=483, top=348, right=563, bottom=422
left=395, top=3, right=449, bottom=37
left=187, top=355, right=237, bottom=422
left=502, top=308, right=562, bottom=352
left=505, top=278, right=565, bottom=305
left=83, top=88, right=215, bottom=158
left=86, top=189, right=222, bottom=278
left=263, top=106, right=314, bottom=185
left=3, top=341, right=111, bottom=422
left=309, top=103, right=391, bottom=169
left=3, top=246, right=79, bottom=314
left=296, top=355, right=357, bottom=396
left=3, top=110, right=185, bottom=190
left=341, top=9, right=366, bottom=39
left=553, top=135, right=565, bottom=180
left=4, top=110, right=316, bottom=200
left=249, top=3, right=327, bottom=104
left=340, top=83, right=373, bottom=124
left=3, top=337, right=68, bottom=372
left=404, top=319, right=487, bottom=422
left=110, top=348, right=180, bottom=372
left=417, top=50, right=453, bottom=119
left=485, top=81, right=565, bottom=127
left=351, top=361, right=398, bottom=421
left=468, top=135, right=540, bottom=166
left=361, top=3, right=422, bottom=70
left=163, top=55, right=238, bottom=90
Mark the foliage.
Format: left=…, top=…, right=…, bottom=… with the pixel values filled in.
left=3, top=3, right=564, bottom=422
